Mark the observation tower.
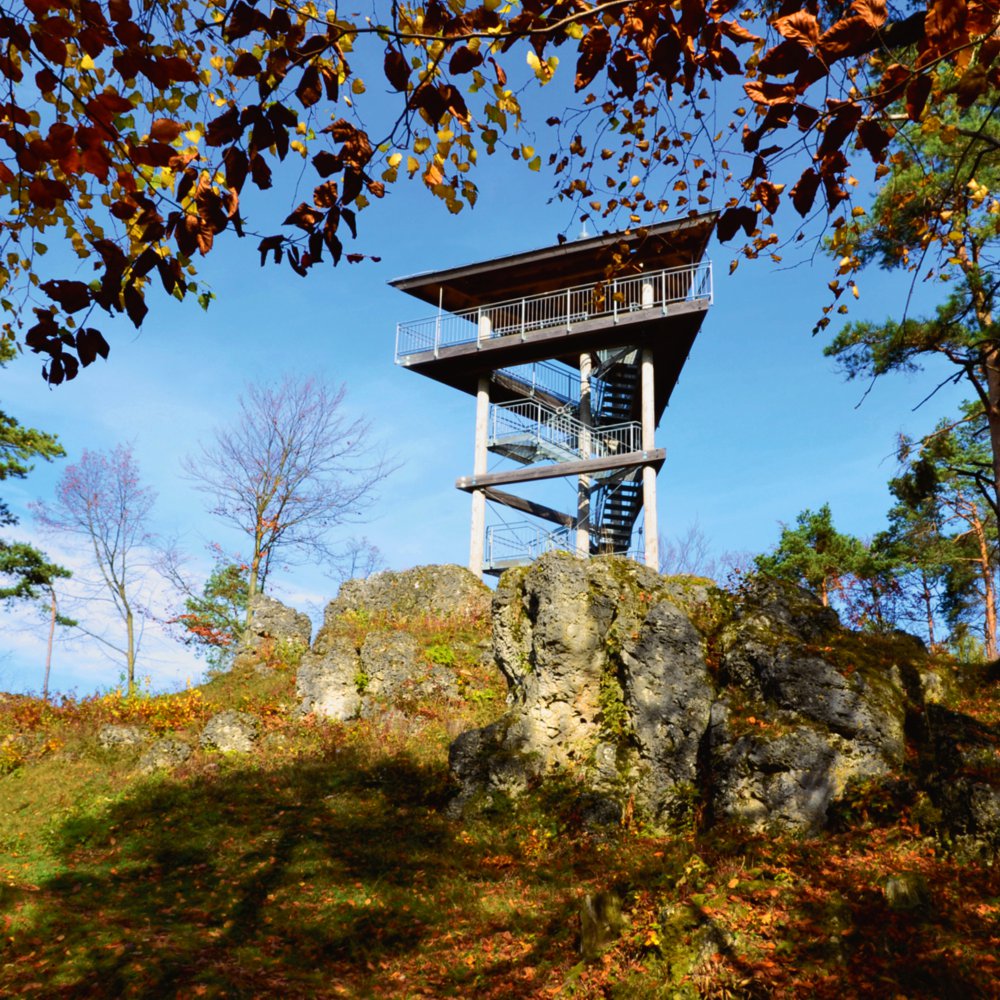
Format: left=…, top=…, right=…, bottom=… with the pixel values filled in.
left=392, top=213, right=717, bottom=579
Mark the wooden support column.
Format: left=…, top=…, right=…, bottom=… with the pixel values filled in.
left=641, top=348, right=659, bottom=569
left=576, top=352, right=593, bottom=558
left=469, top=375, right=490, bottom=578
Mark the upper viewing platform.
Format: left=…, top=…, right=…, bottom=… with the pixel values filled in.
left=391, top=213, right=716, bottom=415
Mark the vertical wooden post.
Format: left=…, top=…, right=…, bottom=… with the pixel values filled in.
left=641, top=348, right=659, bottom=569
left=576, top=352, right=593, bottom=557
left=469, top=375, right=490, bottom=578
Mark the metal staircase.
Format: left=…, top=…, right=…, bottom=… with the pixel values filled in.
left=592, top=473, right=644, bottom=554
left=483, top=352, right=647, bottom=557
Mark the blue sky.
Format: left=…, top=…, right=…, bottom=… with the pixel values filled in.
left=0, top=74, right=967, bottom=697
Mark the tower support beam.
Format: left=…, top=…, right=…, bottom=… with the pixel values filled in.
left=576, top=352, right=593, bottom=557
left=469, top=375, right=490, bottom=578
left=641, top=348, right=659, bottom=569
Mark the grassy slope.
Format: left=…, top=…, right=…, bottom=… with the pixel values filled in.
left=1, top=623, right=998, bottom=999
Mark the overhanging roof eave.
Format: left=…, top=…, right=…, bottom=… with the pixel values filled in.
left=390, top=212, right=718, bottom=310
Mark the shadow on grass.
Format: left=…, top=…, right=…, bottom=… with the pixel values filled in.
left=0, top=744, right=577, bottom=999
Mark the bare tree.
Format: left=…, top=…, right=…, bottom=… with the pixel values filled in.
left=185, top=376, right=392, bottom=618
left=659, top=522, right=718, bottom=579
left=31, top=445, right=156, bottom=693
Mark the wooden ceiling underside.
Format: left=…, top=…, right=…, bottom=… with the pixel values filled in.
left=391, top=213, right=718, bottom=313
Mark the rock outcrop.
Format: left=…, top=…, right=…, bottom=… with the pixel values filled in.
left=200, top=710, right=260, bottom=753
left=450, top=552, right=990, bottom=840
left=233, top=594, right=313, bottom=671
left=297, top=564, right=489, bottom=720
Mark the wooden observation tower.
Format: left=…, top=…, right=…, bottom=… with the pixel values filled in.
left=392, top=213, right=717, bottom=579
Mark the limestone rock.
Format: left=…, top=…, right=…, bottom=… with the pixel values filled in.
left=98, top=724, right=148, bottom=749
left=297, top=634, right=363, bottom=721
left=358, top=631, right=459, bottom=713
left=138, top=738, right=192, bottom=773
left=621, top=599, right=714, bottom=824
left=920, top=703, right=1000, bottom=855
left=454, top=553, right=675, bottom=814
left=297, top=566, right=480, bottom=721
left=449, top=554, right=928, bottom=834
left=200, top=710, right=260, bottom=753
left=326, top=564, right=489, bottom=622
left=233, top=594, right=312, bottom=670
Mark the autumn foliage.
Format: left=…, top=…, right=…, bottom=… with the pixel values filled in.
left=0, top=1, right=996, bottom=381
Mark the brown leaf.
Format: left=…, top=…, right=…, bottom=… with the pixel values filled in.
left=718, top=19, right=759, bottom=44
left=773, top=10, right=820, bottom=49
left=232, top=52, right=262, bottom=78
left=283, top=202, right=322, bottom=230
left=925, top=0, right=966, bottom=50
left=384, top=47, right=409, bottom=91
left=817, top=15, right=876, bottom=63
left=449, top=46, right=483, bottom=75
left=28, top=176, right=71, bottom=208
left=716, top=205, right=757, bottom=241
left=857, top=118, right=893, bottom=161
left=758, top=40, right=810, bottom=76
left=743, top=80, right=797, bottom=106
left=790, top=168, right=820, bottom=216
left=754, top=180, right=781, bottom=213
left=40, top=279, right=91, bottom=313
left=108, top=0, right=133, bottom=22
left=223, top=146, right=249, bottom=193
left=150, top=118, right=186, bottom=143
left=35, top=67, right=59, bottom=92
left=75, top=327, right=110, bottom=366
left=575, top=25, right=611, bottom=92
left=850, top=0, right=887, bottom=29
left=296, top=64, right=322, bottom=107
left=123, top=284, right=148, bottom=327
left=905, top=74, right=932, bottom=121
left=206, top=107, right=243, bottom=147
left=817, top=103, right=862, bottom=157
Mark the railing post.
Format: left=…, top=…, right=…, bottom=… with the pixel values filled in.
left=520, top=297, right=526, bottom=340
left=613, top=279, right=618, bottom=323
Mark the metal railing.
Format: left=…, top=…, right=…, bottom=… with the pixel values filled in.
left=490, top=399, right=641, bottom=462
left=484, top=522, right=571, bottom=570
left=495, top=361, right=578, bottom=405
left=483, top=521, right=645, bottom=570
left=395, top=260, right=713, bottom=361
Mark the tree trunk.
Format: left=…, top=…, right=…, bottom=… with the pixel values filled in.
left=921, top=570, right=936, bottom=648
left=43, top=586, right=56, bottom=702
left=967, top=501, right=998, bottom=660
left=982, top=344, right=1000, bottom=524
left=246, top=547, right=261, bottom=628
left=126, top=604, right=136, bottom=694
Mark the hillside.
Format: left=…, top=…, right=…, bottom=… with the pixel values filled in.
left=1, top=561, right=998, bottom=999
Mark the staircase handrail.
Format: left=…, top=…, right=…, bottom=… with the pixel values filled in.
left=489, top=398, right=642, bottom=460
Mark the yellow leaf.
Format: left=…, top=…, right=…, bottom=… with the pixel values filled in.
left=528, top=155, right=541, bottom=172
left=387, top=152, right=402, bottom=168
left=352, top=78, right=365, bottom=95
left=414, top=136, right=431, bottom=154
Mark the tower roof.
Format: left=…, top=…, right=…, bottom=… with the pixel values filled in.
left=391, top=213, right=717, bottom=313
